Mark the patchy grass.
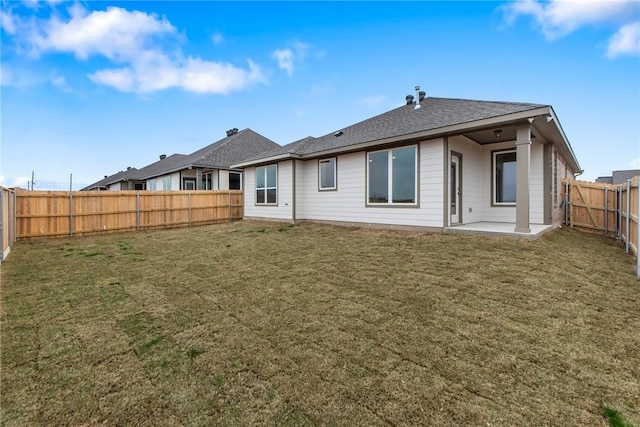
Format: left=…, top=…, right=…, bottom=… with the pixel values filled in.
left=1, top=221, right=639, bottom=426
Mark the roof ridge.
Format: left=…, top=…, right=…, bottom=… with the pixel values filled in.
left=427, top=96, right=547, bottom=107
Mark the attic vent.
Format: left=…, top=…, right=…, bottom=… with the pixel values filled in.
left=226, top=128, right=239, bottom=137
left=405, top=95, right=414, bottom=105
left=418, top=90, right=426, bottom=102
left=334, top=131, right=344, bottom=137
left=159, top=154, right=167, bottom=160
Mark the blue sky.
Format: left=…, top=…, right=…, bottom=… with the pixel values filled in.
left=1, top=0, right=639, bottom=190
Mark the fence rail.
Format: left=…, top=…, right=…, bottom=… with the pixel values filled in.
left=1, top=190, right=243, bottom=259
left=564, top=177, right=639, bottom=276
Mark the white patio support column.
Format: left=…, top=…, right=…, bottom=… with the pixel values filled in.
left=515, top=123, right=532, bottom=233
left=196, top=169, right=202, bottom=190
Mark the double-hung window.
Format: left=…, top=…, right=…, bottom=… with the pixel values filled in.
left=367, top=145, right=417, bottom=205
left=163, top=176, right=172, bottom=191
left=256, top=165, right=277, bottom=205
left=493, top=150, right=516, bottom=205
left=319, top=158, right=337, bottom=191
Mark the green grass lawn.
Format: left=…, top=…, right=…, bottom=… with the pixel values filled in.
left=1, top=221, right=638, bottom=426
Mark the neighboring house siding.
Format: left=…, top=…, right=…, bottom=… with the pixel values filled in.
left=147, top=172, right=180, bottom=191
left=108, top=182, right=121, bottom=191
left=244, top=161, right=294, bottom=221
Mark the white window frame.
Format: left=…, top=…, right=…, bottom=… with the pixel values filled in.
left=492, top=149, right=517, bottom=206
left=366, top=145, right=418, bottom=206
left=318, top=158, right=337, bottom=191
left=255, top=165, right=277, bottom=205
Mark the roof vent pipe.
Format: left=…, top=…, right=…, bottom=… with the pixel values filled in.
left=418, top=90, right=426, bottom=102
left=159, top=154, right=167, bottom=160
left=405, top=95, right=414, bottom=105
left=414, top=86, right=421, bottom=110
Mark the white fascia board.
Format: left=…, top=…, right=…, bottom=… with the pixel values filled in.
left=231, top=153, right=298, bottom=168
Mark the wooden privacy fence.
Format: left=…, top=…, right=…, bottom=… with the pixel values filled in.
left=564, top=177, right=639, bottom=276
left=2, top=190, right=242, bottom=248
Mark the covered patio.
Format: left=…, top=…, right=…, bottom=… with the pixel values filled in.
left=444, top=222, right=557, bottom=239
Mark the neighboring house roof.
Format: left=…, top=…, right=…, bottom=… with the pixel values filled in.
left=81, top=167, right=139, bottom=191
left=596, top=170, right=640, bottom=185
left=83, top=128, right=280, bottom=189
left=234, top=97, right=581, bottom=174
left=134, top=128, right=279, bottom=180
left=131, top=154, right=188, bottom=181
left=612, top=170, right=640, bottom=185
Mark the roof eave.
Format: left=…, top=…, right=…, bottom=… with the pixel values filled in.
left=231, top=153, right=300, bottom=168
left=300, top=106, right=554, bottom=159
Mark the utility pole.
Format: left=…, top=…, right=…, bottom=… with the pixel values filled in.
left=70, top=173, right=73, bottom=191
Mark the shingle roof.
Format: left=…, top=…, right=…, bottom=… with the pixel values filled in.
left=134, top=129, right=279, bottom=180
left=132, top=154, right=188, bottom=180
left=81, top=167, right=139, bottom=191
left=238, top=97, right=547, bottom=163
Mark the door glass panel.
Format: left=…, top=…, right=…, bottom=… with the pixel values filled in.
left=451, top=162, right=457, bottom=215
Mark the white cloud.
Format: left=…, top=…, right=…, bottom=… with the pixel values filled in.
left=0, top=10, right=17, bottom=34
left=607, top=21, right=640, bottom=58
left=27, top=5, right=176, bottom=61
left=0, top=175, right=30, bottom=189
left=211, top=31, right=223, bottom=45
left=272, top=48, right=294, bottom=76
left=3, top=4, right=267, bottom=94
left=272, top=40, right=313, bottom=76
left=502, top=0, right=640, bottom=58
left=0, top=65, right=12, bottom=86
left=89, top=54, right=265, bottom=94
left=89, top=68, right=135, bottom=92
left=360, top=95, right=385, bottom=108
left=51, top=72, right=71, bottom=91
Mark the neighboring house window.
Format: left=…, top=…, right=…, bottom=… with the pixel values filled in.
left=183, top=178, right=196, bottom=191
left=367, top=146, right=417, bottom=205
left=149, top=179, right=157, bottom=191
left=229, top=172, right=241, bottom=190
left=202, top=172, right=212, bottom=190
left=256, top=165, right=277, bottom=205
left=493, top=150, right=516, bottom=205
left=163, top=176, right=172, bottom=191
left=319, top=158, right=337, bottom=191
left=134, top=182, right=146, bottom=191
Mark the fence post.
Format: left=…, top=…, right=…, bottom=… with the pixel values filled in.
left=69, top=192, right=74, bottom=237
left=13, top=190, right=17, bottom=242
left=228, top=191, right=231, bottom=222
left=188, top=192, right=192, bottom=227
left=563, top=181, right=568, bottom=225
left=626, top=180, right=631, bottom=254
left=617, top=187, right=622, bottom=242
left=136, top=192, right=140, bottom=231
left=1, top=189, right=4, bottom=261
left=636, top=178, right=639, bottom=277
left=604, top=187, right=608, bottom=236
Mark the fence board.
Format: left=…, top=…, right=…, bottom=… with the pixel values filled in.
left=564, top=177, right=639, bottom=277
left=14, top=190, right=243, bottom=239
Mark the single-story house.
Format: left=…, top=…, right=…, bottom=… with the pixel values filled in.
left=81, top=167, right=145, bottom=191
left=595, top=169, right=640, bottom=185
left=83, top=128, right=279, bottom=191
left=233, top=92, right=582, bottom=236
